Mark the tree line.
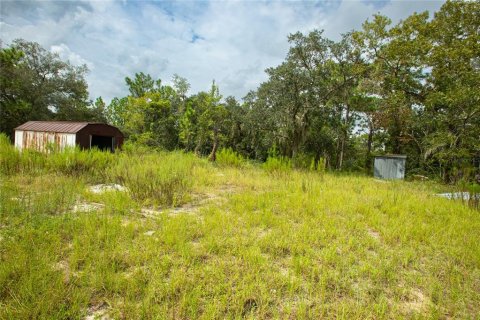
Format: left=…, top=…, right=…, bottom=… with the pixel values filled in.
left=1, top=0, right=479, bottom=182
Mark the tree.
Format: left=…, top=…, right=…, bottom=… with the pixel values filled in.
left=106, top=97, right=128, bottom=129
left=0, top=39, right=98, bottom=136
left=421, top=0, right=480, bottom=181
left=178, top=81, right=227, bottom=160
left=354, top=13, right=429, bottom=155
left=124, top=72, right=161, bottom=98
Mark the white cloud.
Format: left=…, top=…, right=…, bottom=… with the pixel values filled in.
left=50, top=43, right=94, bottom=70
left=0, top=0, right=445, bottom=103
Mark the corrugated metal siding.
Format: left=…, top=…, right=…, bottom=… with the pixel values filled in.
left=374, top=157, right=406, bottom=179
left=15, top=130, right=76, bottom=152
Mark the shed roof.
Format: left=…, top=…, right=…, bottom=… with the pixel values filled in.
left=374, top=154, right=407, bottom=159
left=15, top=121, right=100, bottom=133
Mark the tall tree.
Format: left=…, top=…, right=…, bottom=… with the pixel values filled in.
left=0, top=39, right=96, bottom=136
left=354, top=13, right=429, bottom=154
left=124, top=72, right=161, bottom=98
left=421, top=0, right=480, bottom=181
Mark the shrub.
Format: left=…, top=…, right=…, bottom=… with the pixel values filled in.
left=263, top=156, right=291, bottom=175
left=216, top=148, right=245, bottom=168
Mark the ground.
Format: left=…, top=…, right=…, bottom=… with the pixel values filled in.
left=0, top=153, right=479, bottom=319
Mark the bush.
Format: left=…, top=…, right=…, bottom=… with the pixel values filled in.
left=216, top=148, right=245, bottom=168
left=263, top=156, right=292, bottom=175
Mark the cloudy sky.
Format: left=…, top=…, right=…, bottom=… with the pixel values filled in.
left=1, top=0, right=444, bottom=103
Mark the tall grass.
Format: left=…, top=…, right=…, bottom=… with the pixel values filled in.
left=0, top=134, right=114, bottom=182
left=1, top=143, right=479, bottom=318
left=47, top=147, right=114, bottom=182
left=108, top=152, right=195, bottom=206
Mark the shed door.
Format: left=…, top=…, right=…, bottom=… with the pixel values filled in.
left=90, top=135, right=113, bottom=152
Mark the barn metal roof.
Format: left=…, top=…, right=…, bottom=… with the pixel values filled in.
left=15, top=121, right=95, bottom=133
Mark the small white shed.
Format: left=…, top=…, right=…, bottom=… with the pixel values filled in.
left=374, top=155, right=407, bottom=180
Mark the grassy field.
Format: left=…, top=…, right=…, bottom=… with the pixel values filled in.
left=1, top=141, right=479, bottom=319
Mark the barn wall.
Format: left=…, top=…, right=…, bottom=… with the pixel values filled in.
left=14, top=130, right=76, bottom=152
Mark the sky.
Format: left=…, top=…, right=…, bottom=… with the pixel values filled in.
left=0, top=0, right=445, bottom=103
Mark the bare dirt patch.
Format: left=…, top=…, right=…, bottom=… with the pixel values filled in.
left=138, top=183, right=242, bottom=218
left=72, top=202, right=103, bottom=213
left=140, top=207, right=163, bottom=218
left=367, top=228, right=381, bottom=241
left=85, top=302, right=110, bottom=320
left=400, top=288, right=431, bottom=314
left=89, top=184, right=127, bottom=194
left=52, top=260, right=80, bottom=284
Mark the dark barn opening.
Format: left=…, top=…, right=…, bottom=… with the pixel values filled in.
left=91, top=135, right=113, bottom=151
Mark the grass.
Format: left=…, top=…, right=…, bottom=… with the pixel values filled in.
left=1, top=140, right=479, bottom=318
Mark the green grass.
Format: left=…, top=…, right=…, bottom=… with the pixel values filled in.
left=1, top=143, right=479, bottom=319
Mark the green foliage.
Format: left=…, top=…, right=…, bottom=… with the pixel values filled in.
left=292, top=152, right=315, bottom=170
left=0, top=40, right=101, bottom=137
left=125, top=72, right=161, bottom=98
left=3, top=1, right=478, bottom=182
left=216, top=148, right=245, bottom=168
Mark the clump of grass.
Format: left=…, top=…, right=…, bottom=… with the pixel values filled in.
left=216, top=148, right=245, bottom=168
left=108, top=152, right=195, bottom=206
left=47, top=147, right=114, bottom=182
left=312, top=157, right=327, bottom=180
left=0, top=133, right=21, bottom=175
left=2, top=175, right=83, bottom=216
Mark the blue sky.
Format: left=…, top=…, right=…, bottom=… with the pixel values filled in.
left=0, top=0, right=444, bottom=103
